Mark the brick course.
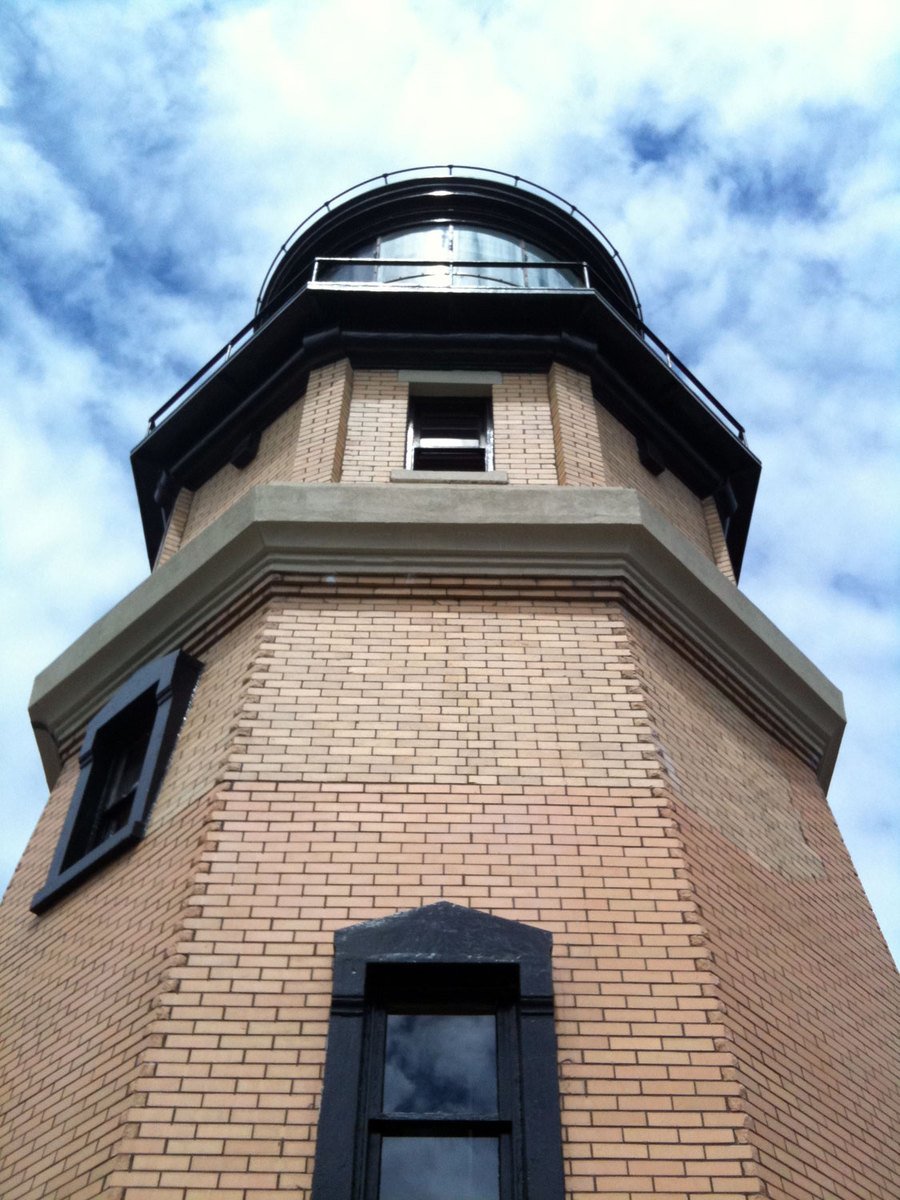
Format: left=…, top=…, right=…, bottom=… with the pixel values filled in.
left=340, top=369, right=409, bottom=483
left=0, top=613, right=268, bottom=1200
left=492, top=372, right=557, bottom=483
left=5, top=572, right=896, bottom=1198
left=181, top=400, right=304, bottom=548
left=629, top=616, right=900, bottom=1200
left=110, top=581, right=756, bottom=1199
left=178, top=361, right=354, bottom=551
left=594, top=397, right=715, bottom=564
left=549, top=362, right=609, bottom=486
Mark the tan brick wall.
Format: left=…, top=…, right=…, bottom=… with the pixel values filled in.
left=155, top=488, right=193, bottom=569
left=549, top=362, right=609, bottom=485
left=178, top=361, right=353, bottom=549
left=6, top=574, right=895, bottom=1198
left=165, top=360, right=729, bottom=579
left=181, top=397, right=305, bottom=547
left=114, top=580, right=755, bottom=1199
left=0, top=612, right=268, bottom=1200
left=340, top=369, right=410, bottom=483
left=629, top=615, right=900, bottom=1200
left=492, top=373, right=557, bottom=483
left=595, top=399, right=715, bottom=564
left=292, top=358, right=353, bottom=484
left=548, top=363, right=727, bottom=572
left=343, top=369, right=556, bottom=484
left=703, top=497, right=736, bottom=583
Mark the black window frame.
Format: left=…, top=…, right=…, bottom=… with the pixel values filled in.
left=311, top=902, right=565, bottom=1200
left=31, top=649, right=201, bottom=914
left=406, top=394, right=493, bottom=473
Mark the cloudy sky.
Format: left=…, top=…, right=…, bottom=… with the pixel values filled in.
left=1, top=0, right=898, bottom=962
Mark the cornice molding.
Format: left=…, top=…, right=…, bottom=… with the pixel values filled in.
left=30, top=484, right=843, bottom=791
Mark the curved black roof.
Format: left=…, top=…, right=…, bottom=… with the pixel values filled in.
left=257, top=166, right=642, bottom=322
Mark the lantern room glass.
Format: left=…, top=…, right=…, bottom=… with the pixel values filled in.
left=319, top=224, right=581, bottom=290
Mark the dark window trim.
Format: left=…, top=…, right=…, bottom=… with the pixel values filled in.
left=31, top=649, right=201, bottom=914
left=311, top=902, right=565, bottom=1200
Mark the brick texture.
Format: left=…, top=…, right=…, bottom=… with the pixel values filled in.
left=107, top=580, right=757, bottom=1199
left=292, top=359, right=353, bottom=484
left=343, top=369, right=556, bottom=485
left=4, top=356, right=894, bottom=1200
left=594, top=398, right=716, bottom=564
left=160, top=365, right=731, bottom=583
left=629, top=616, right=900, bottom=1200
left=0, top=613, right=268, bottom=1200
left=181, top=400, right=304, bottom=547
left=492, top=372, right=557, bottom=483
left=340, top=369, right=409, bottom=483
left=702, top=497, right=736, bottom=584
left=156, top=488, right=193, bottom=569
left=178, top=361, right=353, bottom=550
left=549, top=362, right=609, bottom=486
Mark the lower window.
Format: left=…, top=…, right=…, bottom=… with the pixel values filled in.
left=312, top=902, right=565, bottom=1200
left=366, top=966, right=515, bottom=1200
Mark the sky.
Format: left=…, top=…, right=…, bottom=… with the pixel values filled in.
left=1, top=0, right=898, bottom=963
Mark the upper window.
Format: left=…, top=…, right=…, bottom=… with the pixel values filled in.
left=312, top=903, right=565, bottom=1200
left=31, top=649, right=201, bottom=914
left=318, top=224, right=583, bottom=291
left=406, top=396, right=492, bottom=472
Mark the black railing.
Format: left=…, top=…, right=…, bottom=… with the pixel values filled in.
left=146, top=269, right=745, bottom=444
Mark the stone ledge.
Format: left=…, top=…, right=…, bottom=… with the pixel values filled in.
left=389, top=470, right=509, bottom=484
left=29, top=483, right=844, bottom=791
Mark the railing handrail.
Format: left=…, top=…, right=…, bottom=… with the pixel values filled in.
left=312, top=255, right=586, bottom=265
left=255, top=165, right=643, bottom=318
left=310, top=254, right=592, bottom=293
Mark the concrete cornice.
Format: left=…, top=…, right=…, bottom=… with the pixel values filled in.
left=30, top=483, right=844, bottom=791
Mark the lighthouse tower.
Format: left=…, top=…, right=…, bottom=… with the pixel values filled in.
left=1, top=168, right=897, bottom=1200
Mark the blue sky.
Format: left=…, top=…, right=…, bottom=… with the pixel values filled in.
left=1, top=0, right=898, bottom=962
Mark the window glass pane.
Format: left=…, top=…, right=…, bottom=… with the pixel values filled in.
left=454, top=228, right=523, bottom=288
left=380, top=227, right=451, bottom=285
left=384, top=1014, right=497, bottom=1114
left=326, top=225, right=582, bottom=290
left=322, top=239, right=378, bottom=283
left=379, top=1136, right=499, bottom=1200
left=414, top=399, right=486, bottom=442
left=520, top=237, right=580, bottom=288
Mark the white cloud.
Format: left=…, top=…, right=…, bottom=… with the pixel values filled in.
left=1, top=0, right=898, bottom=967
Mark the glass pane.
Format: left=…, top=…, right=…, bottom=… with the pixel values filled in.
left=521, top=237, right=580, bottom=288
left=380, top=227, right=450, bottom=285
left=384, top=1014, right=497, bottom=1114
left=379, top=1136, right=499, bottom=1200
left=454, top=227, right=522, bottom=288
left=322, top=239, right=378, bottom=283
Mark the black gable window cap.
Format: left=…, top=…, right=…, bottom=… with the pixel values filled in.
left=312, top=902, right=565, bottom=1200
left=30, top=649, right=202, bottom=915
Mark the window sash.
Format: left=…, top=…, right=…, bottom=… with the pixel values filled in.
left=369, top=1128, right=509, bottom=1200
left=406, top=397, right=493, bottom=472
left=361, top=985, right=517, bottom=1200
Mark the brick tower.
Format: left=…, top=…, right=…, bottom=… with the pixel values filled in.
left=1, top=168, right=897, bottom=1200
